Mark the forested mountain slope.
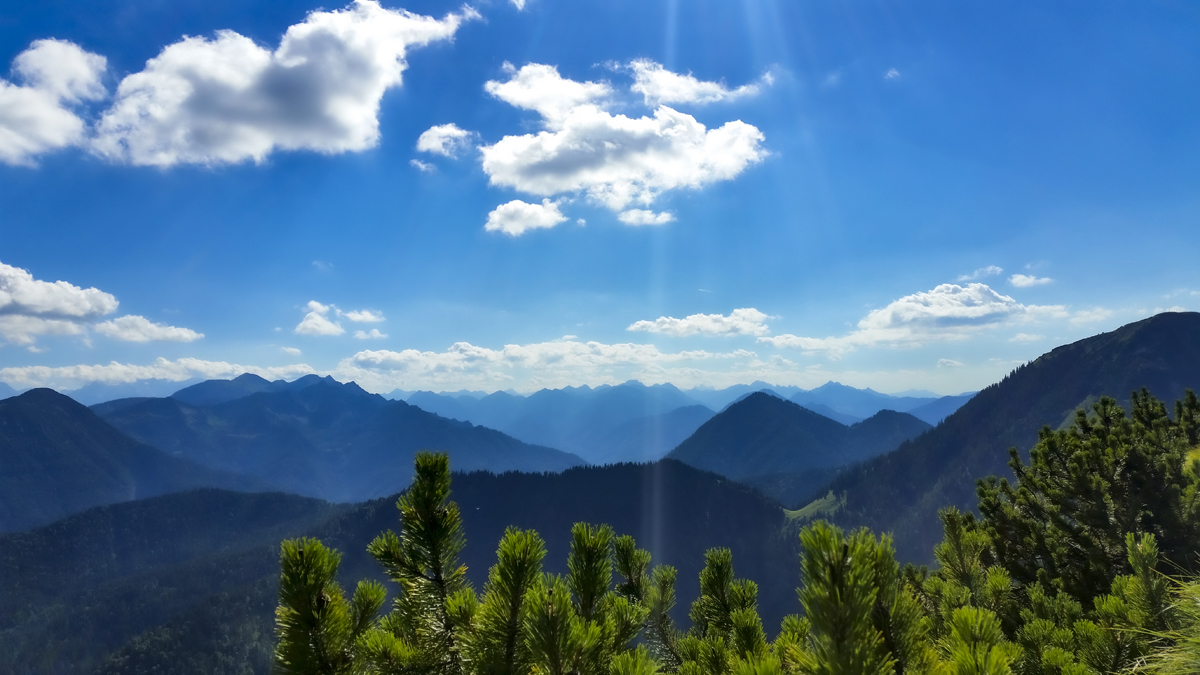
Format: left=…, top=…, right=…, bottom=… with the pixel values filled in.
left=824, top=311, right=1200, bottom=561
left=0, top=460, right=797, bottom=675
left=0, top=389, right=270, bottom=533
left=96, top=377, right=583, bottom=501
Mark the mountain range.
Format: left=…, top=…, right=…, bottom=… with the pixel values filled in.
left=399, top=380, right=969, bottom=464
left=3, top=312, right=1199, bottom=673
left=404, top=381, right=706, bottom=464
left=94, top=375, right=583, bottom=502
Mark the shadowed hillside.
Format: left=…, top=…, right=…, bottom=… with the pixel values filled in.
left=0, top=389, right=270, bottom=533
left=822, top=311, right=1200, bottom=561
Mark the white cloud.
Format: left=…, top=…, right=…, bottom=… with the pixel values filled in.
left=628, top=308, right=772, bottom=337
left=343, top=309, right=384, bottom=323
left=416, top=122, right=476, bottom=157
left=1070, top=308, right=1113, bottom=324
left=937, top=359, right=964, bottom=368
left=339, top=337, right=741, bottom=390
left=295, top=300, right=344, bottom=336
left=410, top=158, right=435, bottom=172
left=511, top=0, right=526, bottom=9
left=0, top=315, right=89, bottom=346
left=92, top=1, right=478, bottom=166
left=884, top=68, right=901, bottom=80
left=0, top=261, right=119, bottom=345
left=618, top=209, right=675, bottom=226
left=479, top=63, right=766, bottom=223
left=627, top=60, right=768, bottom=106
left=0, top=356, right=314, bottom=390
left=957, top=265, right=1003, bottom=282
left=1010, top=333, right=1043, bottom=343
left=354, top=328, right=388, bottom=339
left=0, top=39, right=107, bottom=166
left=1010, top=274, right=1053, bottom=288
left=0, top=261, right=118, bottom=319
left=485, top=198, right=568, bottom=236
left=282, top=346, right=302, bottom=355
left=759, top=283, right=1067, bottom=357
left=484, top=62, right=611, bottom=126
left=94, top=315, right=204, bottom=342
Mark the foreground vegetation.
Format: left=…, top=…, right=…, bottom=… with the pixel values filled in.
left=274, top=391, right=1200, bottom=675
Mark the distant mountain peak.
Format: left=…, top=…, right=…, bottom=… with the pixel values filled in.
left=668, top=389, right=928, bottom=485
left=230, top=373, right=271, bottom=385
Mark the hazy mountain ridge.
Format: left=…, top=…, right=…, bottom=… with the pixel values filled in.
left=0, top=389, right=271, bottom=533
left=402, top=380, right=966, bottom=464
left=822, top=311, right=1200, bottom=562
left=404, top=382, right=708, bottom=464
left=96, top=376, right=584, bottom=502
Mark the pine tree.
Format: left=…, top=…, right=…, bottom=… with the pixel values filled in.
left=460, top=527, right=546, bottom=675
left=361, top=451, right=472, bottom=675
left=273, top=538, right=386, bottom=674
left=977, top=391, right=1200, bottom=605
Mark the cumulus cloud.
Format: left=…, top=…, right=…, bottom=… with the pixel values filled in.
left=94, top=315, right=204, bottom=342
left=957, top=265, right=1003, bottom=282
left=628, top=308, right=772, bottom=337
left=91, top=1, right=478, bottom=166
left=484, top=62, right=611, bottom=126
left=343, top=309, right=384, bottom=323
left=0, top=39, right=107, bottom=166
left=282, top=346, right=302, bottom=355
left=937, top=359, right=964, bottom=368
left=1010, top=274, right=1053, bottom=287
left=0, top=357, right=314, bottom=390
left=485, top=198, right=568, bottom=236
left=354, top=328, right=388, bottom=339
left=295, top=301, right=344, bottom=336
left=0, top=261, right=117, bottom=319
left=759, top=283, right=1067, bottom=357
left=617, top=209, right=675, bottom=226
left=410, top=158, right=434, bottom=172
left=884, top=68, right=901, bottom=80
left=478, top=62, right=766, bottom=230
left=0, top=261, right=120, bottom=345
left=416, top=122, right=476, bottom=157
left=627, top=59, right=769, bottom=106
left=511, top=0, right=527, bottom=9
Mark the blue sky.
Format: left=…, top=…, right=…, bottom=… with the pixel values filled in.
left=1, top=0, right=1198, bottom=395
